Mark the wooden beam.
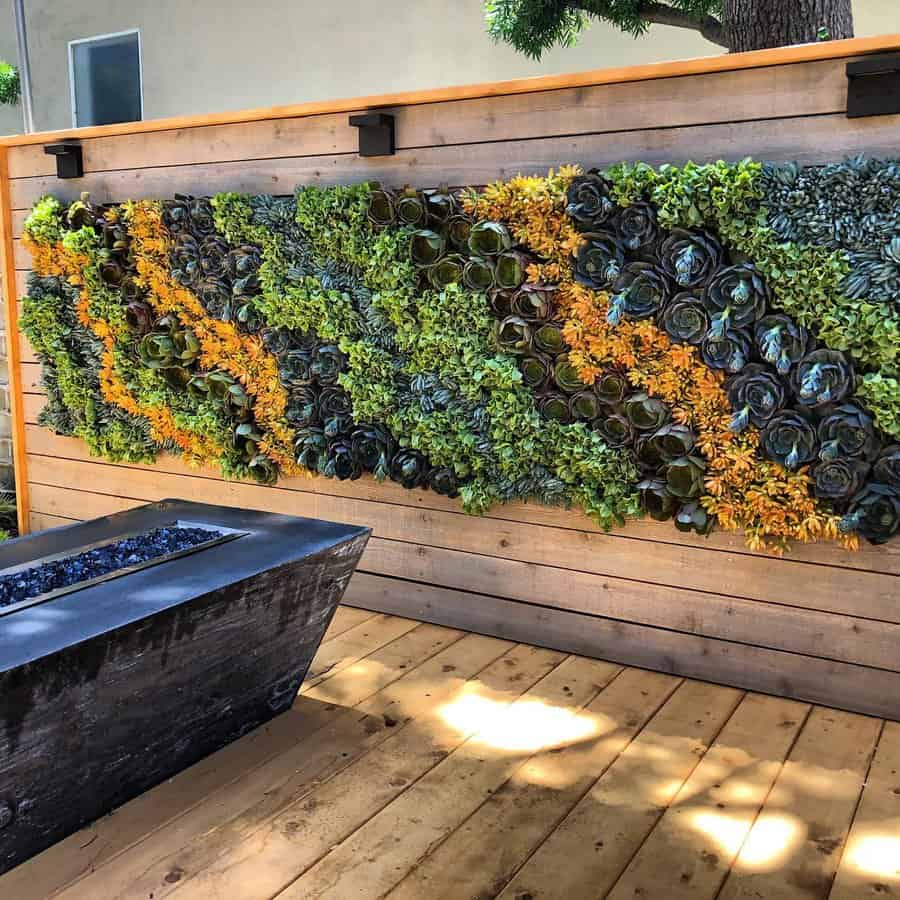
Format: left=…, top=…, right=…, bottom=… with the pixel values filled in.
left=1, top=34, right=898, bottom=149
left=0, top=146, right=29, bottom=534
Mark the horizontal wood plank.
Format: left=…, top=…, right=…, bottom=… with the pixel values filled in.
left=3, top=34, right=898, bottom=152
left=10, top=112, right=900, bottom=211
left=344, top=573, right=900, bottom=721
left=23, top=426, right=900, bottom=576
left=25, top=454, right=900, bottom=620
left=5, top=58, right=852, bottom=181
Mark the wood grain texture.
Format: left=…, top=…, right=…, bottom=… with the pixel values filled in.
left=9, top=111, right=900, bottom=211
left=2, top=33, right=897, bottom=149
left=0, top=147, right=29, bottom=533
left=0, top=613, right=885, bottom=899
left=4, top=58, right=851, bottom=182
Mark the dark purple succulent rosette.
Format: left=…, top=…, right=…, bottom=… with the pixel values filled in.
left=726, top=363, right=786, bottom=432
left=762, top=409, right=819, bottom=471
left=611, top=202, right=661, bottom=260
left=573, top=230, right=626, bottom=290
left=873, top=445, right=900, bottom=488
left=840, top=483, right=900, bottom=544
left=606, top=262, right=672, bottom=326
left=816, top=404, right=881, bottom=462
left=565, top=171, right=617, bottom=231
left=658, top=292, right=709, bottom=345
left=702, top=263, right=770, bottom=340
left=792, top=349, right=856, bottom=408
left=659, top=228, right=723, bottom=289
left=753, top=314, right=812, bottom=376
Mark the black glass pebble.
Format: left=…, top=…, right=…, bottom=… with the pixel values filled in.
left=0, top=526, right=223, bottom=609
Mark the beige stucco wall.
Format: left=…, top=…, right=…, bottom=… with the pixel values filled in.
left=0, top=0, right=897, bottom=135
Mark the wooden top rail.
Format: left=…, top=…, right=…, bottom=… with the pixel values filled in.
left=1, top=33, right=898, bottom=148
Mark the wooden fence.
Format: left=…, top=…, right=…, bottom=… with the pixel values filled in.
left=2, top=35, right=899, bottom=720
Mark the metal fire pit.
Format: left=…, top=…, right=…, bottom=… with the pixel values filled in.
left=0, top=499, right=370, bottom=875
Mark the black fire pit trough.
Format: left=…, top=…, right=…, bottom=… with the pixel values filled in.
left=0, top=499, right=370, bottom=875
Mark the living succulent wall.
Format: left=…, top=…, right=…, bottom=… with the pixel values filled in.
left=21, top=157, right=900, bottom=552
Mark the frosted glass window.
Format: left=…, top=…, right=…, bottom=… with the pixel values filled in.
left=70, top=31, right=142, bottom=128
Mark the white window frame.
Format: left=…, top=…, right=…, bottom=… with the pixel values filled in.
left=68, top=28, right=144, bottom=128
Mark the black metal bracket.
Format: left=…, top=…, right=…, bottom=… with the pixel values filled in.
left=44, top=141, right=84, bottom=179
left=846, top=54, right=900, bottom=118
left=349, top=113, right=395, bottom=157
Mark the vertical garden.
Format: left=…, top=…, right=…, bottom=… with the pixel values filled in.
left=20, top=157, right=900, bottom=554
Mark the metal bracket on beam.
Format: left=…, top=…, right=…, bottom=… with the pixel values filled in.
left=847, top=54, right=900, bottom=118
left=349, top=114, right=395, bottom=157
left=43, top=142, right=84, bottom=179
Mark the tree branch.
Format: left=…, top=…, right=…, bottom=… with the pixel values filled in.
left=636, top=2, right=727, bottom=47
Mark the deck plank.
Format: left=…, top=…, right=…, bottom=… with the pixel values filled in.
left=383, top=666, right=682, bottom=900
left=496, top=679, right=744, bottom=900
left=828, top=721, right=900, bottom=899
left=718, top=707, right=882, bottom=900
left=48, top=625, right=490, bottom=900
left=272, top=654, right=614, bottom=900
left=606, top=692, right=812, bottom=900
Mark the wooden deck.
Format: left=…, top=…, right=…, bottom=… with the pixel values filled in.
left=1, top=608, right=897, bottom=900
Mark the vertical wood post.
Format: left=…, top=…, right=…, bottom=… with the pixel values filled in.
left=0, top=146, right=30, bottom=534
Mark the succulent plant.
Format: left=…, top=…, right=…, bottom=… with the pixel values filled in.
left=533, top=323, right=567, bottom=356
left=606, top=262, right=671, bottom=325
left=98, top=257, right=126, bottom=287
left=488, top=288, right=515, bottom=319
left=647, top=423, right=696, bottom=462
left=427, top=254, right=466, bottom=289
left=873, top=445, right=900, bottom=488
left=311, top=344, right=346, bottom=385
left=410, top=229, right=446, bottom=268
left=279, top=349, right=315, bottom=388
left=468, top=221, right=512, bottom=257
left=119, top=276, right=143, bottom=305
left=701, top=327, right=752, bottom=374
left=638, top=478, right=678, bottom=520
left=226, top=243, right=263, bottom=285
left=447, top=215, right=473, bottom=251
left=594, top=371, right=628, bottom=406
left=753, top=314, right=811, bottom=375
left=495, top=251, right=529, bottom=291
left=125, top=301, right=155, bottom=335
left=138, top=318, right=199, bottom=371
left=674, top=501, right=714, bottom=535
left=592, top=413, right=634, bottom=448
left=171, top=234, right=203, bottom=289
left=423, top=185, right=458, bottom=224
left=185, top=196, right=216, bottom=237
left=367, top=189, right=397, bottom=228
left=539, top=393, right=573, bottom=424
left=665, top=455, right=707, bottom=499
left=659, top=229, right=723, bottom=289
left=463, top=257, right=495, bottom=291
left=762, top=410, right=819, bottom=470
left=812, top=458, right=870, bottom=504
left=395, top=187, right=428, bottom=227
left=840, top=484, right=900, bottom=544
left=426, top=466, right=461, bottom=498
left=66, top=193, right=104, bottom=230
left=193, top=370, right=252, bottom=420
left=295, top=426, right=328, bottom=472
left=351, top=424, right=396, bottom=480
left=285, top=386, right=320, bottom=428
left=323, top=439, right=363, bottom=481
left=162, top=195, right=192, bottom=236
left=726, top=364, right=786, bottom=432
left=390, top=448, right=429, bottom=488
left=702, top=264, right=770, bottom=338
left=260, top=327, right=295, bottom=357
left=570, top=390, right=602, bottom=421
left=624, top=392, right=670, bottom=432
left=635, top=434, right=665, bottom=473
left=519, top=354, right=552, bottom=391
left=817, top=404, right=880, bottom=462
left=319, top=386, right=353, bottom=421
left=553, top=358, right=586, bottom=394
left=566, top=171, right=617, bottom=230
left=496, top=316, right=532, bottom=355
left=573, top=231, right=625, bottom=289
left=512, top=285, right=554, bottom=322
left=658, top=293, right=709, bottom=345
left=792, top=349, right=855, bottom=408
left=612, top=202, right=660, bottom=258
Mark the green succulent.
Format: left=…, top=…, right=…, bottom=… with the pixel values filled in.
left=468, top=221, right=512, bottom=257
